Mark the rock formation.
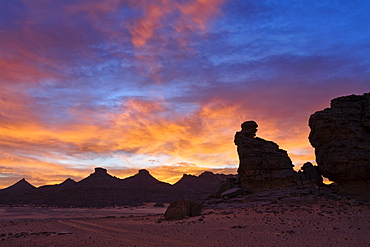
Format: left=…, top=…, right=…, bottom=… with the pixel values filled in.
left=309, top=93, right=370, bottom=183
left=164, top=199, right=202, bottom=220
left=235, top=121, right=295, bottom=188
left=300, top=162, right=323, bottom=186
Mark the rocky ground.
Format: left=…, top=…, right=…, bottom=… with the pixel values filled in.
left=1, top=188, right=369, bottom=247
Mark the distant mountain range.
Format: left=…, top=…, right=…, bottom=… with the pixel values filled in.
left=0, top=167, right=236, bottom=207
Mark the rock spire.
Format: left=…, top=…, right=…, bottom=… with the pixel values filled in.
left=235, top=121, right=295, bottom=188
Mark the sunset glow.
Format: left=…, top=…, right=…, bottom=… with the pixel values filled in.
left=1, top=0, right=369, bottom=188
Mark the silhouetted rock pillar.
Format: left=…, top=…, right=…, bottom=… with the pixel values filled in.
left=235, top=121, right=295, bottom=188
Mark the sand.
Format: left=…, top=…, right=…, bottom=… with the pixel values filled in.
left=1, top=200, right=369, bottom=247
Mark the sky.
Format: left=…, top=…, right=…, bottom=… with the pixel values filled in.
left=1, top=0, right=369, bottom=188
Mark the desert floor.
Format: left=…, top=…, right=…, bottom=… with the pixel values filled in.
left=1, top=200, right=369, bottom=247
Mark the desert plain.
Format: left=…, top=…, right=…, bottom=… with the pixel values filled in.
left=1, top=197, right=369, bottom=247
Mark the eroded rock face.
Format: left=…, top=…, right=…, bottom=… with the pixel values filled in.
left=309, top=93, right=370, bottom=183
left=235, top=121, right=295, bottom=188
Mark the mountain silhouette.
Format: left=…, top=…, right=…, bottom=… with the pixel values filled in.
left=37, top=178, right=77, bottom=192
left=173, top=171, right=235, bottom=201
left=77, top=167, right=121, bottom=188
left=0, top=168, right=234, bottom=207
left=124, top=169, right=172, bottom=187
left=59, top=178, right=77, bottom=187
left=1, top=178, right=36, bottom=193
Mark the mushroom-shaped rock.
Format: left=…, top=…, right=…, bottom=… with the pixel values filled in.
left=235, top=121, right=296, bottom=188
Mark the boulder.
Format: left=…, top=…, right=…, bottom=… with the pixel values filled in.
left=309, top=93, right=370, bottom=183
left=235, top=121, right=296, bottom=188
left=164, top=199, right=202, bottom=220
left=301, top=162, right=323, bottom=186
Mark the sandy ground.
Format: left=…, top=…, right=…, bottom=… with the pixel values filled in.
left=0, top=200, right=369, bottom=247
left=0, top=204, right=168, bottom=222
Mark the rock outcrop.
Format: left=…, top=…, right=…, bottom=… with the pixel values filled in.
left=164, top=199, right=202, bottom=220
left=309, top=93, right=370, bottom=183
left=235, top=121, right=295, bottom=188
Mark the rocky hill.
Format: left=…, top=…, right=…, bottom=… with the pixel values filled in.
left=0, top=168, right=230, bottom=207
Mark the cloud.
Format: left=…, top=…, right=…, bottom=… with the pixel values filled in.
left=0, top=0, right=226, bottom=88
left=128, top=0, right=224, bottom=48
left=1, top=0, right=369, bottom=188
left=0, top=154, right=91, bottom=188
left=125, top=0, right=225, bottom=82
left=0, top=97, right=241, bottom=188
left=0, top=94, right=317, bottom=189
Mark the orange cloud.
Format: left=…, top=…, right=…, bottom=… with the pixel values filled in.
left=8, top=1, right=224, bottom=85
left=144, top=162, right=237, bottom=184
left=127, top=0, right=224, bottom=82
left=176, top=0, right=224, bottom=32
left=63, top=0, right=224, bottom=49
left=129, top=0, right=224, bottom=48
left=129, top=1, right=168, bottom=48
left=0, top=96, right=316, bottom=189
left=0, top=52, right=55, bottom=84
left=108, top=98, right=315, bottom=171
left=110, top=99, right=243, bottom=164
left=0, top=152, right=91, bottom=188
left=251, top=118, right=316, bottom=169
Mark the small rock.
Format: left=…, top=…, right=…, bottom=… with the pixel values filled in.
left=154, top=202, right=165, bottom=207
